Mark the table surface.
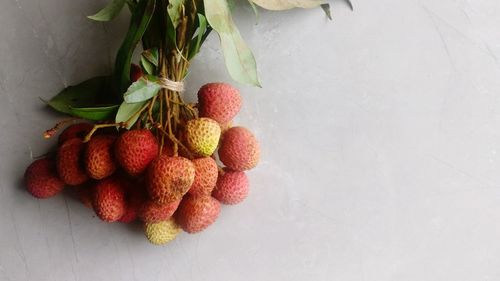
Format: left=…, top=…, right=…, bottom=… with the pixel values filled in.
left=2, top=0, right=500, bottom=280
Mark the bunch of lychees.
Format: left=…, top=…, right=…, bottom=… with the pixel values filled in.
left=25, top=82, right=259, bottom=245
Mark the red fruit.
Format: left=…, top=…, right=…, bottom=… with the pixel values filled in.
left=119, top=179, right=146, bottom=223
left=138, top=200, right=181, bottom=223
left=188, top=157, right=218, bottom=196
left=85, top=135, right=117, bottom=180
left=115, top=129, right=159, bottom=176
left=218, top=127, right=260, bottom=171
left=58, top=123, right=93, bottom=145
left=57, top=138, right=89, bottom=185
left=176, top=195, right=221, bottom=234
left=92, top=177, right=127, bottom=222
left=198, top=83, right=242, bottom=124
left=147, top=156, right=195, bottom=204
left=24, top=158, right=64, bottom=199
left=212, top=169, right=249, bottom=205
left=130, top=64, right=143, bottom=82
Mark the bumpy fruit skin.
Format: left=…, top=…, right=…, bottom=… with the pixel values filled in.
left=25, top=158, right=65, bottom=199
left=115, top=129, right=159, bottom=176
left=198, top=83, right=242, bottom=124
left=147, top=156, right=195, bottom=204
left=85, top=135, right=117, bottom=180
left=212, top=169, right=249, bottom=205
left=176, top=195, right=221, bottom=234
left=185, top=118, right=221, bottom=157
left=144, top=218, right=181, bottom=245
left=218, top=127, right=260, bottom=171
left=119, top=181, right=146, bottom=223
left=93, top=177, right=127, bottom=222
left=188, top=157, right=218, bottom=196
left=138, top=200, right=181, bottom=223
left=58, top=123, right=94, bottom=145
left=57, top=138, right=89, bottom=185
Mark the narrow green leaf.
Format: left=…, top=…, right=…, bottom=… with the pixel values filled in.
left=123, top=76, right=162, bottom=103
left=69, top=105, right=119, bottom=121
left=116, top=101, right=147, bottom=129
left=142, top=48, right=159, bottom=66
left=167, top=0, right=185, bottom=28
left=88, top=0, right=127, bottom=21
left=140, top=56, right=155, bottom=75
left=188, top=14, right=208, bottom=60
left=114, top=0, right=156, bottom=96
left=204, top=0, right=261, bottom=87
left=321, top=4, right=332, bottom=20
left=47, top=76, right=112, bottom=115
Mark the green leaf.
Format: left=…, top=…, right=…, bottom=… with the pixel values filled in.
left=321, top=4, right=332, bottom=20
left=188, top=14, right=208, bottom=60
left=47, top=76, right=112, bottom=115
left=140, top=56, right=155, bottom=75
left=167, top=0, right=185, bottom=28
left=114, top=0, right=156, bottom=96
left=204, top=0, right=261, bottom=87
left=116, top=101, right=147, bottom=129
left=69, top=105, right=119, bottom=121
left=251, top=0, right=326, bottom=10
left=123, top=76, right=162, bottom=103
left=88, top=0, right=127, bottom=21
left=142, top=48, right=159, bottom=66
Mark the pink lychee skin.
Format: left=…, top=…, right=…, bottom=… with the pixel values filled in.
left=138, top=200, right=181, bottom=223
left=175, top=195, right=221, bottom=234
left=218, top=127, right=260, bottom=171
left=188, top=157, right=218, bottom=196
left=57, top=138, right=89, bottom=186
left=115, top=129, right=159, bottom=176
left=212, top=169, right=249, bottom=205
left=198, top=83, right=242, bottom=124
left=25, top=158, right=65, bottom=199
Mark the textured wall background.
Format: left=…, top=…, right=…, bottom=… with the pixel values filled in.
left=1, top=0, right=500, bottom=280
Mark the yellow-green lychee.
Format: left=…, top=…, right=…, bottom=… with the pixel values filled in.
left=185, top=118, right=221, bottom=157
left=144, top=218, right=181, bottom=245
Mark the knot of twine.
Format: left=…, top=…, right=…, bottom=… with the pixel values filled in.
left=158, top=77, right=185, bottom=92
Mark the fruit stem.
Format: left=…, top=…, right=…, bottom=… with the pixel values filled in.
left=83, top=123, right=124, bottom=142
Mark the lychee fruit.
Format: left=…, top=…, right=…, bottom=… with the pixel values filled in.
left=147, top=156, right=195, bottom=204
left=144, top=218, right=181, bottom=245
left=130, top=64, right=143, bottom=82
left=92, top=177, right=127, bottom=222
left=58, top=123, right=93, bottom=145
left=212, top=169, right=249, bottom=205
left=84, top=134, right=117, bottom=180
left=119, top=182, right=146, bottom=223
left=218, top=127, right=260, bottom=171
left=198, top=83, right=242, bottom=124
left=115, top=129, right=159, bottom=176
left=57, top=138, right=89, bottom=185
left=185, top=118, right=221, bottom=157
left=188, top=157, right=218, bottom=196
left=138, top=200, right=181, bottom=223
left=24, top=158, right=65, bottom=199
left=175, top=195, right=221, bottom=234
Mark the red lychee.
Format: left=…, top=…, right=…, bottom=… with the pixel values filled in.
left=138, top=200, right=181, bottom=223
left=92, top=177, right=127, bottom=222
left=115, top=129, right=159, bottom=176
left=212, top=169, right=249, bottom=205
left=188, top=157, right=218, bottom=196
left=176, top=195, right=221, bottom=234
left=85, top=134, right=117, bottom=180
left=198, top=83, right=242, bottom=124
left=57, top=138, right=89, bottom=185
left=24, top=158, right=65, bottom=199
left=218, top=127, right=260, bottom=171
left=58, top=123, right=93, bottom=145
